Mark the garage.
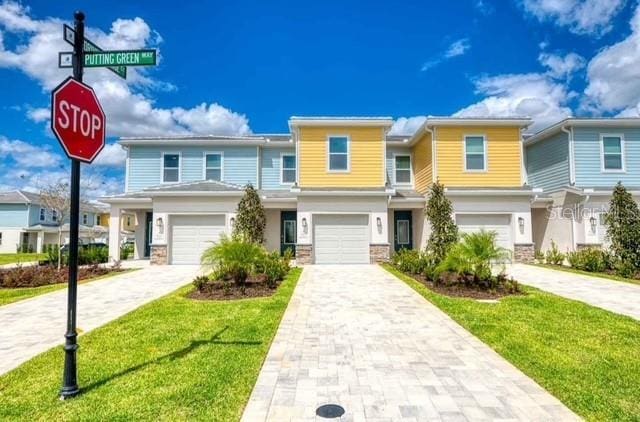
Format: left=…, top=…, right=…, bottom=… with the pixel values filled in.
left=170, top=215, right=226, bottom=264
left=456, top=214, right=512, bottom=251
left=314, top=214, right=370, bottom=264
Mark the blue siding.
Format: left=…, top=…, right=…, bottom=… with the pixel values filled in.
left=28, top=206, right=42, bottom=226
left=526, top=132, right=570, bottom=192
left=0, top=204, right=28, bottom=227
left=127, top=145, right=259, bottom=191
left=261, top=147, right=295, bottom=189
left=386, top=146, right=412, bottom=186
left=573, top=127, right=640, bottom=188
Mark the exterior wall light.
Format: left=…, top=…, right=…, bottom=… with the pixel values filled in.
left=376, top=217, right=382, bottom=232
left=590, top=216, right=597, bottom=234
left=230, top=217, right=235, bottom=228
left=518, top=216, right=525, bottom=233
left=155, top=217, right=164, bottom=235
left=302, top=217, right=308, bottom=234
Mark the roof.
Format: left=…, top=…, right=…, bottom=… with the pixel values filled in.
left=0, top=190, right=36, bottom=204
left=289, top=116, right=394, bottom=128
left=101, top=180, right=246, bottom=201
left=525, top=117, right=640, bottom=145
left=407, top=116, right=533, bottom=145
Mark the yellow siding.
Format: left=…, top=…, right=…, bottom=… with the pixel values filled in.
left=411, top=132, right=433, bottom=194
left=436, top=126, right=522, bottom=187
left=98, top=213, right=109, bottom=227
left=298, top=126, right=385, bottom=187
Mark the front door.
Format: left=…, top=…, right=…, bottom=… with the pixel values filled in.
left=144, top=212, right=153, bottom=258
left=394, top=210, right=413, bottom=252
left=280, top=211, right=297, bottom=256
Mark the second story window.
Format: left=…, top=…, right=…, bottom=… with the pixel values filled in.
left=51, top=209, right=58, bottom=222
left=39, top=207, right=45, bottom=222
left=204, top=153, right=222, bottom=181
left=464, top=135, right=486, bottom=172
left=394, top=155, right=411, bottom=184
left=82, top=213, right=88, bottom=225
left=162, top=153, right=180, bottom=183
left=328, top=136, right=349, bottom=172
left=96, top=215, right=102, bottom=226
left=602, top=135, right=624, bottom=171
left=281, top=154, right=296, bottom=184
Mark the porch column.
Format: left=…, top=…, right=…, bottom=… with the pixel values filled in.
left=108, top=205, right=121, bottom=263
left=134, top=211, right=146, bottom=260
left=36, top=231, right=44, bottom=253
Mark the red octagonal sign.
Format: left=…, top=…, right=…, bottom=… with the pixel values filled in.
left=51, top=77, right=106, bottom=163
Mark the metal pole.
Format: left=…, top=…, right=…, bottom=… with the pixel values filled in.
left=60, top=10, right=84, bottom=400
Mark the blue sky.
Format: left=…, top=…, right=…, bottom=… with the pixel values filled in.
left=1, top=0, right=639, bottom=198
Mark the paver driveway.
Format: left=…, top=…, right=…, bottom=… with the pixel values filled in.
left=242, top=265, right=577, bottom=421
left=0, top=264, right=200, bottom=375
left=509, top=264, right=640, bottom=321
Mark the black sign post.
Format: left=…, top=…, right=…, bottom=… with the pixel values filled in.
left=60, top=10, right=84, bottom=400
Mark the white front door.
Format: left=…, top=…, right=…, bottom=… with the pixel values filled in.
left=314, top=214, right=369, bottom=264
left=170, top=215, right=226, bottom=264
left=456, top=214, right=512, bottom=251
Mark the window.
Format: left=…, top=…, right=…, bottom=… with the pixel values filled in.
left=328, top=136, right=349, bottom=171
left=204, top=153, right=222, bottom=181
left=602, top=135, right=624, bottom=171
left=126, top=216, right=132, bottom=226
left=82, top=214, right=88, bottom=225
left=39, top=207, right=45, bottom=221
left=394, top=155, right=411, bottom=184
left=396, top=220, right=410, bottom=245
left=96, top=215, right=101, bottom=226
left=0, top=233, right=2, bottom=245
left=464, top=136, right=486, bottom=171
left=162, top=153, right=180, bottom=183
left=281, top=154, right=296, bottom=184
left=51, top=209, right=58, bottom=222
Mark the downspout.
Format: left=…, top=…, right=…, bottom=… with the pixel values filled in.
left=520, top=127, right=527, bottom=185
left=424, top=125, right=436, bottom=183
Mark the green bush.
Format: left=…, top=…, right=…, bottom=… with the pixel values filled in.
left=545, top=240, right=565, bottom=265
left=201, top=235, right=264, bottom=286
left=437, top=230, right=510, bottom=285
left=605, top=182, right=640, bottom=276
left=391, top=249, right=438, bottom=277
left=566, top=248, right=612, bottom=273
left=192, top=275, right=210, bottom=292
left=425, top=181, right=458, bottom=262
left=259, top=251, right=290, bottom=288
left=120, top=243, right=134, bottom=260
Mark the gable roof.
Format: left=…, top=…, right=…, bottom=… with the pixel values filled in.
left=525, top=117, right=640, bottom=145
left=407, top=116, right=532, bottom=145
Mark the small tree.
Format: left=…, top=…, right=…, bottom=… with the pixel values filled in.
left=39, top=181, right=71, bottom=269
left=425, top=181, right=458, bottom=262
left=605, top=182, right=640, bottom=273
left=233, top=183, right=266, bottom=244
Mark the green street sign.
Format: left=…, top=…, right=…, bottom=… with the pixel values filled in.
left=84, top=49, right=157, bottom=67
left=63, top=24, right=126, bottom=79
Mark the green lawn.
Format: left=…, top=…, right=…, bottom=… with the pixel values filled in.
left=0, top=253, right=45, bottom=265
left=0, top=269, right=138, bottom=307
left=534, top=263, right=640, bottom=286
left=0, top=267, right=302, bottom=421
left=383, top=264, right=640, bottom=422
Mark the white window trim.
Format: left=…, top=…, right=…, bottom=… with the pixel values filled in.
left=39, top=207, right=45, bottom=222
left=280, top=152, right=296, bottom=185
left=600, top=133, right=626, bottom=173
left=82, top=213, right=88, bottom=225
left=161, top=151, right=182, bottom=184
left=463, top=134, right=488, bottom=173
left=326, top=134, right=351, bottom=173
left=392, top=153, right=413, bottom=186
left=202, top=151, right=224, bottom=181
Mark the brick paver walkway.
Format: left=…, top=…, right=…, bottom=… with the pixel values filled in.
left=242, top=265, right=578, bottom=421
left=509, top=264, right=640, bottom=320
left=0, top=264, right=200, bottom=375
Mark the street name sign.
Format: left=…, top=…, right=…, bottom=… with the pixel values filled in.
left=85, top=49, right=157, bottom=67
left=51, top=77, right=106, bottom=163
left=63, top=24, right=126, bottom=79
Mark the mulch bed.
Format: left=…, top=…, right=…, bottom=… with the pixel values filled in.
left=406, top=272, right=523, bottom=300
left=188, top=279, right=280, bottom=301
left=0, top=264, right=122, bottom=289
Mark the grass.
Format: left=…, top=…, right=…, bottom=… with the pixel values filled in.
left=0, top=253, right=45, bottom=265
left=0, top=269, right=137, bottom=307
left=0, top=267, right=302, bottom=421
left=383, top=264, right=640, bottom=422
left=534, top=263, right=640, bottom=286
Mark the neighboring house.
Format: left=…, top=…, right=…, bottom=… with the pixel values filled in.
left=525, top=118, right=640, bottom=253
left=102, top=116, right=537, bottom=264
left=0, top=190, right=108, bottom=253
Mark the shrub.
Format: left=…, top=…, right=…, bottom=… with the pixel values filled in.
left=534, top=249, right=545, bottom=262
left=233, top=184, right=266, bottom=244
left=424, top=181, right=458, bottom=262
left=437, top=230, right=510, bottom=285
left=566, top=248, right=612, bottom=273
left=120, top=243, right=134, bottom=260
left=192, top=275, right=210, bottom=292
left=545, top=240, right=565, bottom=266
left=259, top=251, right=289, bottom=288
left=605, top=182, right=640, bottom=275
left=201, top=235, right=264, bottom=287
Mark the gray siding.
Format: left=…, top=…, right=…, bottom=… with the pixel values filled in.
left=0, top=204, right=28, bottom=227
left=261, top=147, right=296, bottom=190
left=386, top=145, right=412, bottom=187
left=526, top=132, right=570, bottom=192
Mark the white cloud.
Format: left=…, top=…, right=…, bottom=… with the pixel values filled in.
left=538, top=52, right=586, bottom=79
left=26, top=107, right=49, bottom=122
left=0, top=1, right=252, bottom=137
left=421, top=38, right=471, bottom=72
left=521, top=0, right=626, bottom=36
left=583, top=4, right=640, bottom=115
left=0, top=136, right=60, bottom=167
left=93, top=143, right=126, bottom=166
left=389, top=116, right=427, bottom=135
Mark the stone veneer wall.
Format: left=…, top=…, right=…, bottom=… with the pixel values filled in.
left=296, top=244, right=313, bottom=265
left=150, top=245, right=168, bottom=265
left=513, top=243, right=535, bottom=263
left=370, top=244, right=390, bottom=264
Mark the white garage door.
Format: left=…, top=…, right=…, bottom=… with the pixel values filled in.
left=170, top=215, right=226, bottom=264
left=314, top=214, right=369, bottom=264
left=456, top=214, right=512, bottom=251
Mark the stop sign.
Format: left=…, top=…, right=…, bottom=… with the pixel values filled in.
left=51, top=77, right=106, bottom=163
